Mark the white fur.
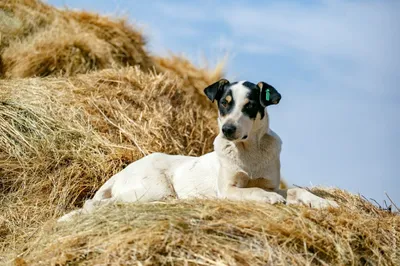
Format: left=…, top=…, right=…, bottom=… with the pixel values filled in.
left=58, top=81, right=338, bottom=222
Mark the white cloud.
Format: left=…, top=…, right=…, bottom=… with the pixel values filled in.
left=222, top=1, right=399, bottom=57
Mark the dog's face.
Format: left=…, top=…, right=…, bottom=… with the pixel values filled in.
left=204, top=79, right=281, bottom=142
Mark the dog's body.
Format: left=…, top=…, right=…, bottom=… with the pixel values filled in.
left=58, top=80, right=337, bottom=222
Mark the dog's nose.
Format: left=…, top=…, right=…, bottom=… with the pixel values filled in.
left=222, top=124, right=236, bottom=138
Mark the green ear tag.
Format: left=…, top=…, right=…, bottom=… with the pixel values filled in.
left=265, top=89, right=271, bottom=101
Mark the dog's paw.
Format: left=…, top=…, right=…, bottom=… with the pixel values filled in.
left=57, top=208, right=84, bottom=222
left=254, top=191, right=286, bottom=205
left=317, top=198, right=339, bottom=208
left=286, top=188, right=339, bottom=209
left=288, top=197, right=338, bottom=208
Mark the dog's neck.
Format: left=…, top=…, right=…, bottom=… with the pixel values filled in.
left=250, top=111, right=270, bottom=144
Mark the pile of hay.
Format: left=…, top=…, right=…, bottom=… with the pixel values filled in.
left=0, top=66, right=221, bottom=262
left=0, top=0, right=223, bottom=95
left=0, top=0, right=152, bottom=77
left=15, top=191, right=400, bottom=265
left=0, top=1, right=399, bottom=265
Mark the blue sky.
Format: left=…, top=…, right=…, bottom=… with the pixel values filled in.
left=48, top=0, right=400, bottom=205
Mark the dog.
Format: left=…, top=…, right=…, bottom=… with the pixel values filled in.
left=58, top=80, right=338, bottom=222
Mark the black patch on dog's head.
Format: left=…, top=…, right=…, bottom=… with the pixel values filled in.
left=242, top=81, right=255, bottom=89
left=204, top=79, right=229, bottom=103
left=241, top=81, right=266, bottom=119
left=218, top=88, right=234, bottom=117
left=204, top=79, right=235, bottom=117
left=257, top=82, right=281, bottom=107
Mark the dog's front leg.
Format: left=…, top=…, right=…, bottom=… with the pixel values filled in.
left=217, top=167, right=285, bottom=204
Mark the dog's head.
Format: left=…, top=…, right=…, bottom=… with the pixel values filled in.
left=204, top=79, right=281, bottom=142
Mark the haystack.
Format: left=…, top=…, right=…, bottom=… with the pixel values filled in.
left=14, top=191, right=400, bottom=265
left=0, top=66, right=220, bottom=261
left=0, top=0, right=152, bottom=78
left=0, top=0, right=224, bottom=107
left=154, top=55, right=224, bottom=111
left=0, top=0, right=224, bottom=97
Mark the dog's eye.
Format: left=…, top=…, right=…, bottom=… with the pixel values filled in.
left=245, top=103, right=255, bottom=109
left=221, top=101, right=228, bottom=108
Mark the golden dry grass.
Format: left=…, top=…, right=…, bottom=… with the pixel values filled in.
left=0, top=67, right=219, bottom=261
left=154, top=55, right=225, bottom=111
left=0, top=0, right=399, bottom=265
left=0, top=0, right=152, bottom=78
left=13, top=191, right=400, bottom=265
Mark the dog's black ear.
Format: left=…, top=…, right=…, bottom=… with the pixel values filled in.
left=257, top=82, right=281, bottom=107
left=204, top=79, right=230, bottom=102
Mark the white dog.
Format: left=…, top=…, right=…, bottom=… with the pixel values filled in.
left=58, top=80, right=338, bottom=222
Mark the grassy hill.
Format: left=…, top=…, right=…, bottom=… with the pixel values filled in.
left=1, top=1, right=399, bottom=265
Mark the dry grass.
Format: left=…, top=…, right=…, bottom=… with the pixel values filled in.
left=0, top=0, right=151, bottom=78
left=154, top=55, right=224, bottom=111
left=14, top=191, right=400, bottom=265
left=0, top=67, right=219, bottom=261
left=0, top=0, right=399, bottom=265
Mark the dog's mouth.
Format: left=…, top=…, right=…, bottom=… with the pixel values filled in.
left=223, top=135, right=237, bottom=141
left=222, top=135, right=248, bottom=141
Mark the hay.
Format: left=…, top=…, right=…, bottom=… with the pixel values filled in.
left=0, top=0, right=56, bottom=51
left=0, top=66, right=220, bottom=259
left=0, top=0, right=152, bottom=78
left=15, top=191, right=400, bottom=265
left=0, top=0, right=223, bottom=105
left=154, top=55, right=224, bottom=111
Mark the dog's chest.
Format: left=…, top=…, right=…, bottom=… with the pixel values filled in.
left=216, top=134, right=281, bottom=179
left=237, top=145, right=278, bottom=178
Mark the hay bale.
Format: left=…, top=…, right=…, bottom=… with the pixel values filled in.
left=0, top=67, right=217, bottom=261
left=64, top=10, right=152, bottom=69
left=0, top=0, right=224, bottom=108
left=15, top=191, right=400, bottom=265
left=0, top=0, right=56, bottom=51
left=0, top=0, right=152, bottom=78
left=154, top=55, right=224, bottom=110
left=2, top=22, right=110, bottom=77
